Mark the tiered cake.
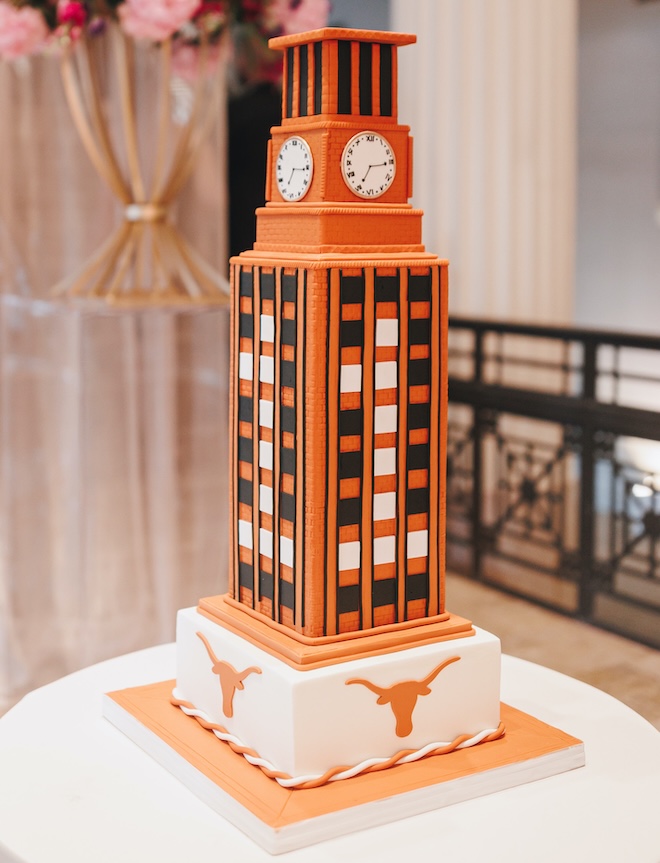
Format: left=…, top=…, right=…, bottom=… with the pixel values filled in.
left=105, top=27, right=584, bottom=854
left=173, top=26, right=504, bottom=783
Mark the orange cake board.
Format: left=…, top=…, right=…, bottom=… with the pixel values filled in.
left=104, top=680, right=585, bottom=855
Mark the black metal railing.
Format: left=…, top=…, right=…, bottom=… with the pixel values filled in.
left=447, top=316, right=660, bottom=648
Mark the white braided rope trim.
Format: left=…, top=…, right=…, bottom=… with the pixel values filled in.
left=172, top=687, right=502, bottom=789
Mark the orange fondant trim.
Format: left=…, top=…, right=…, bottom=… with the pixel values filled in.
left=361, top=267, right=375, bottom=630
left=397, top=267, right=408, bottom=620
left=269, top=28, right=416, bottom=51
left=197, top=594, right=473, bottom=670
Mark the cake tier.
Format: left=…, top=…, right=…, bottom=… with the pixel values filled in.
left=254, top=203, right=424, bottom=253
left=174, top=606, right=502, bottom=783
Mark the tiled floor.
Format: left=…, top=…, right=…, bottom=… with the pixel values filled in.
left=447, top=571, right=660, bottom=731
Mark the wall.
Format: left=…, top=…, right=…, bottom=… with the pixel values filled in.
left=329, top=0, right=390, bottom=30
left=577, top=0, right=660, bottom=332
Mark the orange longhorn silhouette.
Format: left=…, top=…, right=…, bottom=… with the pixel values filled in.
left=196, top=631, right=262, bottom=718
left=346, top=656, right=461, bottom=737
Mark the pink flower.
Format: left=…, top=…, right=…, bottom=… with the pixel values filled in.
left=118, top=0, right=200, bottom=41
left=57, top=0, right=87, bottom=28
left=267, top=0, right=329, bottom=35
left=0, top=2, right=49, bottom=59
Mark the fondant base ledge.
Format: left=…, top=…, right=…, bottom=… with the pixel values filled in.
left=103, top=681, right=585, bottom=855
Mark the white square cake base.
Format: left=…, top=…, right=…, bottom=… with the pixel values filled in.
left=103, top=682, right=585, bottom=855
left=174, top=607, right=502, bottom=780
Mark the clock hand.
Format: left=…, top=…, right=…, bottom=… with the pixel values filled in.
left=287, top=166, right=306, bottom=185
left=361, top=162, right=388, bottom=182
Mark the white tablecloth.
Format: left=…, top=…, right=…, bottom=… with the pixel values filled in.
left=1, top=645, right=659, bottom=863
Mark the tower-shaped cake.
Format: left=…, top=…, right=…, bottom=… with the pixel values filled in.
left=173, top=27, right=504, bottom=786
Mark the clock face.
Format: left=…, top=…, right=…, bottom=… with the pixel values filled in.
left=276, top=136, right=314, bottom=202
left=341, top=132, right=396, bottom=199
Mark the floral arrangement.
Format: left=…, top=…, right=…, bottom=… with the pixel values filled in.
left=0, top=0, right=329, bottom=84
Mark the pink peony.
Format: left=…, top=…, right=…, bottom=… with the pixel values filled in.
left=0, top=2, right=49, bottom=59
left=267, top=0, right=329, bottom=36
left=57, top=0, right=87, bottom=28
left=118, top=0, right=200, bottom=41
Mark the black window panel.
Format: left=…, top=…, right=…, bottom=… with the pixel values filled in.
left=339, top=451, right=362, bottom=479
left=405, top=572, right=428, bottom=602
left=337, top=583, right=360, bottom=613
left=279, top=579, right=295, bottom=609
left=340, top=408, right=363, bottom=436
left=340, top=320, right=364, bottom=347
left=238, top=477, right=253, bottom=505
left=338, top=497, right=361, bottom=526
left=281, top=447, right=296, bottom=475
left=239, top=561, right=254, bottom=589
left=341, top=274, right=364, bottom=303
left=337, top=40, right=352, bottom=114
left=373, top=578, right=396, bottom=607
left=314, top=41, right=322, bottom=114
left=286, top=47, right=294, bottom=117
left=409, top=318, right=431, bottom=345
left=239, top=312, right=253, bottom=339
left=240, top=269, right=253, bottom=297
left=408, top=273, right=432, bottom=302
left=359, top=42, right=372, bottom=115
left=281, top=405, right=296, bottom=433
left=375, top=274, right=399, bottom=302
left=260, top=271, right=275, bottom=300
left=409, top=358, right=431, bottom=386
left=408, top=403, right=430, bottom=430
left=280, top=491, right=296, bottom=521
left=238, top=436, right=253, bottom=463
left=281, top=319, right=296, bottom=346
left=281, top=360, right=296, bottom=388
left=282, top=273, right=297, bottom=302
left=379, top=43, right=392, bottom=116
left=407, top=486, right=429, bottom=515
left=259, top=570, right=274, bottom=599
left=298, top=44, right=308, bottom=117
left=407, top=443, right=430, bottom=472
left=238, top=395, right=253, bottom=422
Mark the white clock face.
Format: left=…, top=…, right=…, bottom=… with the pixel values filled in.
left=341, top=132, right=396, bottom=199
left=276, top=136, right=313, bottom=202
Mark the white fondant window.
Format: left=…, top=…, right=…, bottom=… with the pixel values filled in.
left=375, top=318, right=398, bottom=347
left=340, top=364, right=362, bottom=394
left=260, top=314, right=275, bottom=343
left=239, top=352, right=253, bottom=381
left=374, top=404, right=397, bottom=433
left=373, top=535, right=396, bottom=565
left=259, top=484, right=273, bottom=515
left=373, top=491, right=396, bottom=521
left=259, top=399, right=273, bottom=429
left=259, top=441, right=273, bottom=469
left=280, top=536, right=294, bottom=567
left=259, top=355, right=274, bottom=384
left=375, top=361, right=398, bottom=390
left=374, top=447, right=397, bottom=476
left=260, top=528, right=273, bottom=558
left=238, top=520, right=253, bottom=550
left=338, top=541, right=361, bottom=571
left=407, top=529, right=429, bottom=559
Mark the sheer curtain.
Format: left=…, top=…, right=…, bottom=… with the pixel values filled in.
left=392, top=0, right=577, bottom=322
left=0, top=48, right=230, bottom=711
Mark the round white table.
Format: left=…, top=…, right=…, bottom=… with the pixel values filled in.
left=0, top=645, right=659, bottom=863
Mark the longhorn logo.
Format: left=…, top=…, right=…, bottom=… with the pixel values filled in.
left=196, top=631, right=262, bottom=718
left=346, top=656, right=461, bottom=737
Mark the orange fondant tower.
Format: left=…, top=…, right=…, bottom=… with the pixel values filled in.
left=217, top=28, right=472, bottom=650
